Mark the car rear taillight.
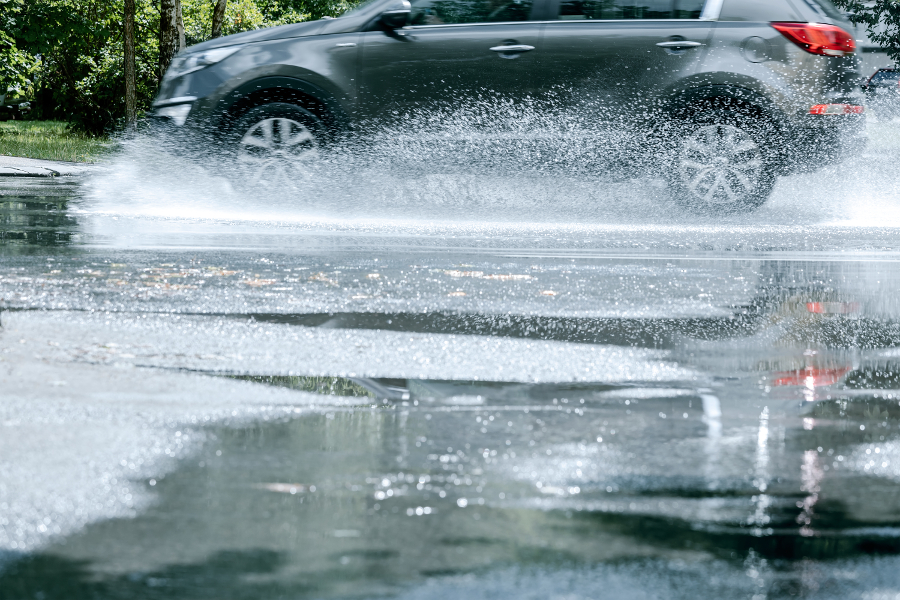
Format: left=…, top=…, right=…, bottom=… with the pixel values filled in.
left=806, top=301, right=860, bottom=313
left=809, top=103, right=864, bottom=115
left=772, top=22, right=855, bottom=57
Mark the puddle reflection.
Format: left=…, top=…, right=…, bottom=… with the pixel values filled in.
left=6, top=393, right=900, bottom=598
left=7, top=178, right=900, bottom=597
left=0, top=180, right=81, bottom=247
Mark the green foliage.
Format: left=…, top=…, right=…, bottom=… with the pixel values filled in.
left=281, top=0, right=359, bottom=20
left=9, top=0, right=160, bottom=134
left=833, top=0, right=900, bottom=63
left=3, top=0, right=362, bottom=135
left=0, top=31, right=38, bottom=96
left=181, top=0, right=309, bottom=46
left=0, top=0, right=39, bottom=96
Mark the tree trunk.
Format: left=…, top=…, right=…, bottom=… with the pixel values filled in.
left=124, top=0, right=137, bottom=129
left=176, top=0, right=186, bottom=51
left=159, top=0, right=178, bottom=80
left=211, top=0, right=228, bottom=39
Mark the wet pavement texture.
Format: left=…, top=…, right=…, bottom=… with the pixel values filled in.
left=4, top=124, right=900, bottom=599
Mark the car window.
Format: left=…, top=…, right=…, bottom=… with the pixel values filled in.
left=557, top=0, right=704, bottom=20
left=674, top=0, right=703, bottom=19
left=797, top=0, right=846, bottom=22
left=871, top=71, right=900, bottom=84
left=409, top=0, right=535, bottom=24
left=339, top=0, right=384, bottom=17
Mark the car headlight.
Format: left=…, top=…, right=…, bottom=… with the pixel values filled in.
left=155, top=103, right=192, bottom=126
left=165, top=45, right=244, bottom=80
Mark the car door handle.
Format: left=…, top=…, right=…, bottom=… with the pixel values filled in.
left=489, top=45, right=535, bottom=53
left=656, top=41, right=703, bottom=49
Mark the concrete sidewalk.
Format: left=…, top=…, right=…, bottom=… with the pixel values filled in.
left=0, top=155, right=96, bottom=177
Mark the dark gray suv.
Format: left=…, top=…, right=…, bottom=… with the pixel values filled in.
left=153, top=0, right=865, bottom=212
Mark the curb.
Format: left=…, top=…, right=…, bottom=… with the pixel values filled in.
left=0, top=156, right=97, bottom=177
left=0, top=167, right=65, bottom=177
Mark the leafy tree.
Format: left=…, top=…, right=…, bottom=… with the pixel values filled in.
left=125, top=0, right=138, bottom=127
left=160, top=0, right=180, bottom=79
left=0, top=31, right=38, bottom=99
left=10, top=0, right=160, bottom=132
left=832, top=0, right=900, bottom=62
left=211, top=0, right=228, bottom=38
left=4, top=0, right=362, bottom=133
left=271, top=0, right=358, bottom=20
left=182, top=0, right=307, bottom=45
left=0, top=0, right=39, bottom=98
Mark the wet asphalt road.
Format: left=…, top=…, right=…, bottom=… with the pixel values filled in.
left=4, top=125, right=900, bottom=599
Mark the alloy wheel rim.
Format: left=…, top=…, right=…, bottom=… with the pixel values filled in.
left=237, top=117, right=318, bottom=186
left=676, top=124, right=763, bottom=205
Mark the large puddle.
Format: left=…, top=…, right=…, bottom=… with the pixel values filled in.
left=6, top=377, right=900, bottom=598
left=3, top=118, right=900, bottom=598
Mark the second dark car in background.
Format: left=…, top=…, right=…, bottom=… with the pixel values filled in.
left=863, top=67, right=899, bottom=119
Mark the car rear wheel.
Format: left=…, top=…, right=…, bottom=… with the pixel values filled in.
left=229, top=103, right=323, bottom=187
left=666, top=109, right=778, bottom=213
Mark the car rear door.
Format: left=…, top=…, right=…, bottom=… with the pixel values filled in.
left=358, top=0, right=548, bottom=120
left=534, top=0, right=713, bottom=117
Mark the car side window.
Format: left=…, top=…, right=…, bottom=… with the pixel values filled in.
left=409, top=0, right=535, bottom=24
left=557, top=0, right=704, bottom=20
left=674, top=0, right=703, bottom=18
left=871, top=71, right=900, bottom=84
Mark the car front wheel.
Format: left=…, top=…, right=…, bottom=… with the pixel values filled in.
left=229, top=102, right=323, bottom=187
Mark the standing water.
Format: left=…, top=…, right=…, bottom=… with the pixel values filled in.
left=2, top=116, right=900, bottom=599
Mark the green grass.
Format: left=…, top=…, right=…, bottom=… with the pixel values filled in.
left=0, top=120, right=111, bottom=163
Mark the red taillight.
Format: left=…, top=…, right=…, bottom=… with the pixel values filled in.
left=772, top=22, right=856, bottom=57
left=806, top=301, right=860, bottom=313
left=809, top=103, right=864, bottom=115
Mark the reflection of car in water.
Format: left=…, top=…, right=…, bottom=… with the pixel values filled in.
left=706, top=260, right=900, bottom=400
left=239, top=261, right=898, bottom=404
left=231, top=260, right=900, bottom=551
left=154, top=0, right=864, bottom=213
left=862, top=67, right=900, bottom=119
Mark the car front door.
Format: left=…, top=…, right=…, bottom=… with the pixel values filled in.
left=535, top=0, right=713, bottom=117
left=358, top=0, right=547, bottom=121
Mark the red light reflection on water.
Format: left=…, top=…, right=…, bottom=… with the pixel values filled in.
left=772, top=366, right=853, bottom=388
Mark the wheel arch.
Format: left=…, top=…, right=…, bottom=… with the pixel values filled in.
left=657, top=84, right=792, bottom=134
left=213, top=76, right=353, bottom=139
left=656, top=84, right=796, bottom=171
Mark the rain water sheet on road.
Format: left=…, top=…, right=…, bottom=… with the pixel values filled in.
left=3, top=123, right=900, bottom=599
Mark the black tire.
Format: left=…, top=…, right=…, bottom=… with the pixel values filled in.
left=665, top=107, right=779, bottom=214
left=227, top=102, right=325, bottom=187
